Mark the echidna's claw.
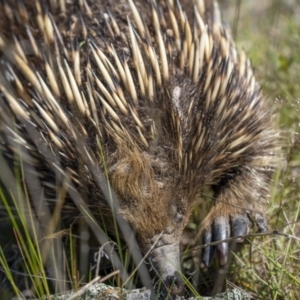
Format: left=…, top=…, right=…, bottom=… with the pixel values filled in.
left=202, top=215, right=252, bottom=267
left=217, top=241, right=228, bottom=266
left=256, top=217, right=268, bottom=232
left=232, top=216, right=249, bottom=242
left=214, top=216, right=229, bottom=265
left=203, top=229, right=214, bottom=267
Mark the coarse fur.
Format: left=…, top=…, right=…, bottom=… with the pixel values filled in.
left=0, top=0, right=279, bottom=295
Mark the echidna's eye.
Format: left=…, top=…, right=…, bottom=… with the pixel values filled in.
left=175, top=211, right=183, bottom=223
left=170, top=204, right=184, bottom=223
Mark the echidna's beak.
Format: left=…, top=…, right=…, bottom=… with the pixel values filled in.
left=149, top=242, right=183, bottom=295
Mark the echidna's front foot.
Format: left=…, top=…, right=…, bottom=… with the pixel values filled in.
left=200, top=205, right=268, bottom=267
left=202, top=215, right=249, bottom=266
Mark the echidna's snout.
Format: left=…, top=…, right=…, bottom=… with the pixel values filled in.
left=149, top=240, right=183, bottom=295
left=164, top=272, right=184, bottom=295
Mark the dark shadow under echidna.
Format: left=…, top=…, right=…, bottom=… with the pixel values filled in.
left=0, top=0, right=279, bottom=296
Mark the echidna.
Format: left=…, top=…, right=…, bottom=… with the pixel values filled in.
left=0, top=0, right=277, bottom=296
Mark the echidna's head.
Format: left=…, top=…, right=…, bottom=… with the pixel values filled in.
left=109, top=149, right=195, bottom=294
